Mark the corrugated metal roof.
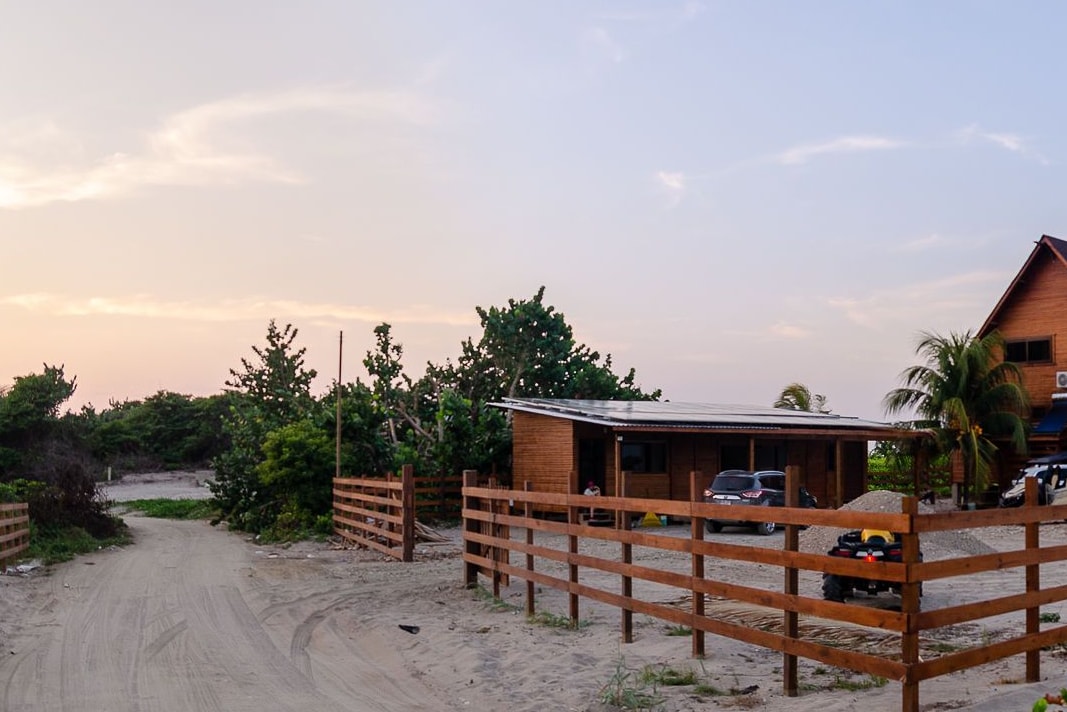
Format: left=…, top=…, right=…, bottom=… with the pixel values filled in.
left=494, top=398, right=902, bottom=433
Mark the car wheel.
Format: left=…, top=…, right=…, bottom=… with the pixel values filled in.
left=706, top=520, right=723, bottom=533
left=756, top=520, right=776, bottom=536
left=822, top=574, right=846, bottom=602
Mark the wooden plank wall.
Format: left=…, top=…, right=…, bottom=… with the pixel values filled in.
left=0, top=502, right=29, bottom=568
left=513, top=412, right=575, bottom=494
left=461, top=476, right=1063, bottom=712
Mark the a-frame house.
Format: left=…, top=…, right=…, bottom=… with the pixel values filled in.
left=978, top=234, right=1067, bottom=478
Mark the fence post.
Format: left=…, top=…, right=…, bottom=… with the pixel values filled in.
left=401, top=464, right=415, bottom=562
left=783, top=465, right=800, bottom=697
left=900, top=495, right=921, bottom=712
left=524, top=481, right=536, bottom=618
left=569, top=491, right=580, bottom=625
left=463, top=469, right=480, bottom=588
left=620, top=471, right=633, bottom=644
left=1025, top=475, right=1040, bottom=682
left=689, top=470, right=705, bottom=658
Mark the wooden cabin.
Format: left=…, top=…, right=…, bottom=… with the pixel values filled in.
left=978, top=234, right=1067, bottom=483
left=495, top=398, right=923, bottom=509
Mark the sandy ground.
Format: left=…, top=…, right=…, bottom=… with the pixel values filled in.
left=99, top=470, right=216, bottom=502
left=1, top=475, right=1066, bottom=711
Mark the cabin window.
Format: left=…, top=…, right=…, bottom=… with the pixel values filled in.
left=620, top=442, right=667, bottom=473
left=1006, top=337, right=1052, bottom=363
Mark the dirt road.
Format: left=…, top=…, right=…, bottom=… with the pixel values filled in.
left=0, top=515, right=452, bottom=712
left=5, top=487, right=1067, bottom=711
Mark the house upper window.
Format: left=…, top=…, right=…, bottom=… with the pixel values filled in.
left=1005, top=337, right=1052, bottom=364
left=620, top=441, right=667, bottom=473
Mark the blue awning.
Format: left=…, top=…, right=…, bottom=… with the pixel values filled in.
left=1034, top=400, right=1067, bottom=435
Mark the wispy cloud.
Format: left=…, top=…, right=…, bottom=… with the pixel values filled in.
left=0, top=86, right=435, bottom=209
left=582, top=27, right=625, bottom=64
left=0, top=293, right=473, bottom=327
left=890, top=232, right=968, bottom=254
left=777, top=135, right=906, bottom=166
left=955, top=123, right=1048, bottom=164
left=769, top=322, right=811, bottom=339
left=826, top=270, right=1005, bottom=329
left=594, top=2, right=706, bottom=23
left=724, top=320, right=812, bottom=342
left=655, top=170, right=687, bottom=206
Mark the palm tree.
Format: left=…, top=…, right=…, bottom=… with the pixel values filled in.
left=882, top=330, right=1029, bottom=503
left=774, top=383, right=830, bottom=414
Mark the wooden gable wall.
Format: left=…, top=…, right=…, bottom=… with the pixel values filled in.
left=989, top=245, right=1067, bottom=413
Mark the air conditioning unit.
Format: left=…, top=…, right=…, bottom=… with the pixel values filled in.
left=1057, top=372, right=1067, bottom=389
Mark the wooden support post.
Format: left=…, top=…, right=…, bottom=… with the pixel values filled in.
left=1025, top=475, right=1041, bottom=682
left=621, top=469, right=633, bottom=644
left=690, top=470, right=705, bottom=658
left=401, top=464, right=415, bottom=562
left=569, top=494, right=579, bottom=625
left=783, top=465, right=800, bottom=697
left=524, top=481, right=535, bottom=619
left=462, top=469, right=480, bottom=588
left=900, top=495, right=921, bottom=712
left=835, top=439, right=844, bottom=509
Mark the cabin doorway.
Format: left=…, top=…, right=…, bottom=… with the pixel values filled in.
left=579, top=438, right=605, bottom=494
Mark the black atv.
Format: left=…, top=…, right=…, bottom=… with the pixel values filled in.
left=821, top=529, right=921, bottom=602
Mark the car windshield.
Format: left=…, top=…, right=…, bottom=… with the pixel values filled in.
left=712, top=475, right=756, bottom=492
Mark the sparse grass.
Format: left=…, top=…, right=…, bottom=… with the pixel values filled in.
left=1041, top=611, right=1062, bottom=624
left=692, top=683, right=726, bottom=697
left=829, top=674, right=888, bottom=691
left=927, top=641, right=962, bottom=653
left=664, top=624, right=692, bottom=636
left=471, top=585, right=521, bottom=613
left=639, top=664, right=698, bottom=686
left=120, top=498, right=215, bottom=520
left=28, top=523, right=131, bottom=565
left=599, top=658, right=665, bottom=711
left=527, top=610, right=583, bottom=630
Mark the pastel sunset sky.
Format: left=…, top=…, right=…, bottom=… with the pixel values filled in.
left=2, top=2, right=1065, bottom=421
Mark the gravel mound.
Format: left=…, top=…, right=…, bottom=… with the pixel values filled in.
left=798, top=489, right=997, bottom=560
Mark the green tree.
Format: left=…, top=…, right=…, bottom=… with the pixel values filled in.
left=0, top=365, right=122, bottom=540
left=449, top=286, right=660, bottom=403
left=774, top=383, right=830, bottom=413
left=0, top=365, right=78, bottom=474
left=882, top=330, right=1029, bottom=502
left=362, top=289, right=659, bottom=485
left=255, top=420, right=335, bottom=536
left=210, top=321, right=318, bottom=532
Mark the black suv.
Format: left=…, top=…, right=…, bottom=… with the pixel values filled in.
left=702, top=469, right=817, bottom=535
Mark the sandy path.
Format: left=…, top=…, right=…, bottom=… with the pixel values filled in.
left=5, top=486, right=1067, bottom=710
left=0, top=515, right=447, bottom=712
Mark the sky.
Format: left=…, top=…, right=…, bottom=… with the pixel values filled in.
left=2, top=1, right=1066, bottom=422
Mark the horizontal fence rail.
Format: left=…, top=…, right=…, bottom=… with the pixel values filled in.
left=0, top=502, right=30, bottom=568
left=412, top=473, right=464, bottom=521
left=461, top=471, right=1067, bottom=712
left=333, top=465, right=415, bottom=562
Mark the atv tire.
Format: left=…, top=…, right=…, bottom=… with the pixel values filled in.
left=706, top=520, right=723, bottom=533
left=822, top=574, right=848, bottom=602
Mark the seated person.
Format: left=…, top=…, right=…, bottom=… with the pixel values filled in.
left=583, top=481, right=601, bottom=517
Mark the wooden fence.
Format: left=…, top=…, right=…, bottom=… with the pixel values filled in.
left=0, top=502, right=29, bottom=568
left=333, top=465, right=415, bottom=562
left=461, top=470, right=1067, bottom=712
left=412, top=471, right=464, bottom=521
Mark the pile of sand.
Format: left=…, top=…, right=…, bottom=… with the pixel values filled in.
left=799, top=489, right=997, bottom=559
